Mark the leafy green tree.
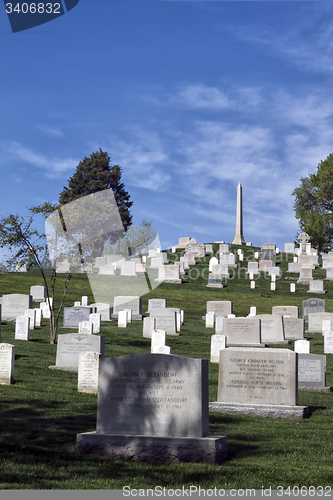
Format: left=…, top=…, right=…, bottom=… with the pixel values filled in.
left=292, top=153, right=333, bottom=253
left=0, top=210, right=72, bottom=344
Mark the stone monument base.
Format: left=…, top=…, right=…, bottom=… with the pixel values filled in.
left=299, top=386, right=332, bottom=393
left=154, top=279, right=182, bottom=284
left=111, top=314, right=142, bottom=320
left=76, top=432, right=228, bottom=464
left=49, top=365, right=78, bottom=372
left=206, top=284, right=223, bottom=288
left=209, top=402, right=310, bottom=419
left=297, top=279, right=312, bottom=285
left=307, top=290, right=326, bottom=294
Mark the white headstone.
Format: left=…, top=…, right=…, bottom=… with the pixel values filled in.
left=118, top=311, right=128, bottom=328
left=143, top=317, right=156, bottom=338
left=215, top=316, right=224, bottom=334
left=0, top=343, right=15, bottom=384
left=81, top=296, right=88, bottom=307
left=210, top=335, right=226, bottom=363
left=15, top=316, right=30, bottom=341
left=290, top=283, right=296, bottom=293
left=79, top=321, right=93, bottom=335
left=205, top=311, right=215, bottom=328
left=78, top=351, right=100, bottom=393
left=34, top=308, right=42, bottom=327
left=324, top=331, right=333, bottom=354
left=294, top=339, right=310, bottom=354
left=89, top=313, right=101, bottom=334
left=24, top=309, right=35, bottom=329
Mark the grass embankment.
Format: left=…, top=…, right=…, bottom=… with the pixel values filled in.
left=0, top=245, right=333, bottom=489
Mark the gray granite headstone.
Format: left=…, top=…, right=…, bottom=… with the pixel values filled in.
left=298, top=353, right=326, bottom=388
left=76, top=353, right=228, bottom=464
left=96, top=353, right=209, bottom=437
left=282, top=318, right=305, bottom=340
left=63, top=307, right=93, bottom=328
left=302, top=298, right=325, bottom=322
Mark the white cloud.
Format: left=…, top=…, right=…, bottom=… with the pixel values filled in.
left=171, top=84, right=233, bottom=110
left=0, top=142, right=77, bottom=178
left=36, top=125, right=64, bottom=138
left=105, top=129, right=171, bottom=192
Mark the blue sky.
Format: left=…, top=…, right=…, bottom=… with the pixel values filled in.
left=1, top=1, right=333, bottom=253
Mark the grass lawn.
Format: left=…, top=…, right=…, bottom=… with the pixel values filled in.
left=0, top=243, right=333, bottom=490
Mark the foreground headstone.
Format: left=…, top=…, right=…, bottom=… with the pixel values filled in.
left=76, top=353, right=228, bottom=464
left=0, top=344, right=15, bottom=385
left=50, top=334, right=105, bottom=371
left=210, top=347, right=309, bottom=419
left=298, top=353, right=330, bottom=392
left=15, top=316, right=30, bottom=341
left=78, top=351, right=100, bottom=394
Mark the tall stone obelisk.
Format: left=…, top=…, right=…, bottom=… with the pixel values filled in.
left=232, top=183, right=246, bottom=245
